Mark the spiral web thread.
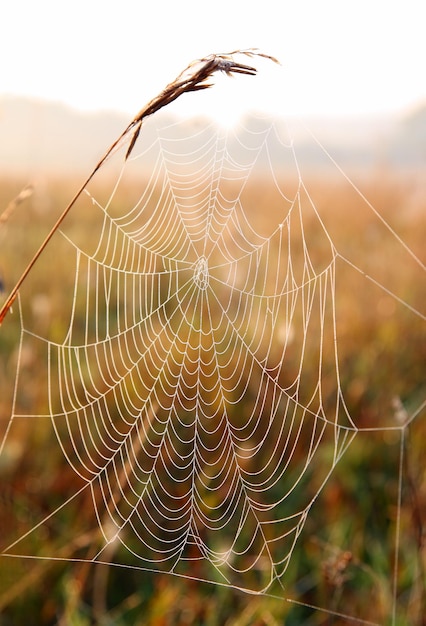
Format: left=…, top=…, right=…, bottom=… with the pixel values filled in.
left=1, top=106, right=425, bottom=623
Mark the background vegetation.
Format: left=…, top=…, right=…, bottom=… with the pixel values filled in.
left=0, top=168, right=424, bottom=625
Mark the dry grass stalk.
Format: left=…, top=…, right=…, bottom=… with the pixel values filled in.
left=0, top=49, right=278, bottom=326
left=0, top=184, right=34, bottom=228
left=0, top=184, right=34, bottom=295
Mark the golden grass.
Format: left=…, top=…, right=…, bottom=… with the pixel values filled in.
left=0, top=166, right=424, bottom=624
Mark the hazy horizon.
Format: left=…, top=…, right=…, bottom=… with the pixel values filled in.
left=1, top=91, right=425, bottom=177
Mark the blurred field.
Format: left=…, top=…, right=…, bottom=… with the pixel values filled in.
left=0, top=167, right=425, bottom=626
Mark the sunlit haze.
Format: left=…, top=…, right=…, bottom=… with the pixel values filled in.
left=2, top=0, right=425, bottom=124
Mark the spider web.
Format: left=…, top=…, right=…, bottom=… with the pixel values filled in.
left=0, top=87, right=425, bottom=623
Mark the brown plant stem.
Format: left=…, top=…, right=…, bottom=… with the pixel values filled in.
left=0, top=49, right=277, bottom=327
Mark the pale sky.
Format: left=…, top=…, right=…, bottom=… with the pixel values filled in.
left=1, top=0, right=425, bottom=125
